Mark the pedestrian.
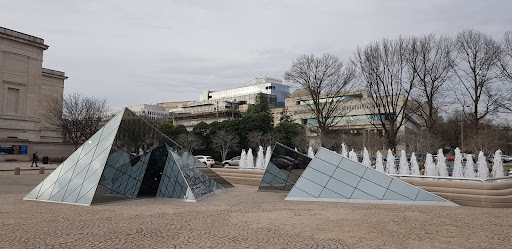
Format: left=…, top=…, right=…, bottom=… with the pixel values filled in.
left=31, top=151, right=39, bottom=167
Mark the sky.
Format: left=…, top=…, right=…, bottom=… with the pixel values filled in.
left=1, top=0, right=511, bottom=110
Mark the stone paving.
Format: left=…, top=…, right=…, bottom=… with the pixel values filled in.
left=1, top=172, right=512, bottom=248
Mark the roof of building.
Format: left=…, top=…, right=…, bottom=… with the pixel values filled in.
left=0, top=26, right=48, bottom=50
left=242, top=76, right=283, bottom=87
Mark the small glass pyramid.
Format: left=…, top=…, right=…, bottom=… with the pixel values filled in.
left=286, top=148, right=458, bottom=206
left=24, top=109, right=224, bottom=205
left=258, top=143, right=312, bottom=192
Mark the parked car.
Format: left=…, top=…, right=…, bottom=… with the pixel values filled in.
left=195, top=155, right=215, bottom=167
left=279, top=155, right=306, bottom=169
left=487, top=155, right=507, bottom=163
left=508, top=168, right=512, bottom=176
left=222, top=156, right=241, bottom=167
left=270, top=158, right=294, bottom=171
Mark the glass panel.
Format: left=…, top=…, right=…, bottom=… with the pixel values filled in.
left=258, top=143, right=311, bottom=192
left=287, top=187, right=314, bottom=198
left=337, top=158, right=367, bottom=177
left=362, top=169, right=392, bottom=188
left=315, top=148, right=343, bottom=166
left=331, top=168, right=361, bottom=188
left=302, top=167, right=330, bottom=187
left=355, top=178, right=386, bottom=199
left=308, top=157, right=337, bottom=176
left=383, top=190, right=412, bottom=201
left=387, top=179, right=420, bottom=200
left=415, top=189, right=445, bottom=202
left=319, top=188, right=346, bottom=199
left=351, top=189, right=378, bottom=200
left=293, top=177, right=324, bottom=197
left=324, top=178, right=355, bottom=198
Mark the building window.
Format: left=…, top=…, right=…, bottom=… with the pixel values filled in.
left=7, top=88, right=20, bottom=114
left=265, top=86, right=275, bottom=90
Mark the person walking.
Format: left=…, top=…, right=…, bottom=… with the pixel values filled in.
left=31, top=151, right=38, bottom=167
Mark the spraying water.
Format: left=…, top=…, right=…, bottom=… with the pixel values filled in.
left=264, top=146, right=272, bottom=169
left=362, top=147, right=372, bottom=168
left=349, top=149, right=358, bottom=162
left=398, top=150, right=410, bottom=175
left=386, top=149, right=396, bottom=174
left=255, top=146, right=265, bottom=169
left=452, top=148, right=464, bottom=177
left=477, top=151, right=489, bottom=180
left=424, top=153, right=437, bottom=176
left=308, top=147, right=315, bottom=159
left=492, top=149, right=504, bottom=178
left=436, top=149, right=449, bottom=177
left=239, top=149, right=247, bottom=168
left=375, top=151, right=385, bottom=173
left=341, top=144, right=348, bottom=158
left=464, top=154, right=476, bottom=178
left=247, top=148, right=254, bottom=168
left=410, top=152, right=420, bottom=175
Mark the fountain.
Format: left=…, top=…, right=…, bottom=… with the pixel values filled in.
left=308, top=147, right=315, bottom=159
left=349, top=149, right=358, bottom=162
left=436, top=149, right=449, bottom=177
left=398, top=150, right=410, bottom=175
left=452, top=148, right=464, bottom=177
left=492, top=149, right=504, bottom=178
left=424, top=153, right=437, bottom=176
left=341, top=143, right=348, bottom=158
left=410, top=152, right=420, bottom=175
left=239, top=149, right=247, bottom=168
left=264, top=146, right=272, bottom=168
left=464, top=154, right=476, bottom=178
left=362, top=147, right=372, bottom=168
left=375, top=151, right=385, bottom=173
left=255, top=146, right=265, bottom=169
left=247, top=148, right=254, bottom=168
left=477, top=151, right=489, bottom=180
left=386, top=149, right=396, bottom=174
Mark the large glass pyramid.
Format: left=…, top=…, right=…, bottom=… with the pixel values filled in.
left=258, top=143, right=312, bottom=192
left=286, top=148, right=458, bottom=206
left=24, top=108, right=224, bottom=205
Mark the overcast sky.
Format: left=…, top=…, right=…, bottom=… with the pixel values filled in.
left=1, top=0, right=511, bottom=109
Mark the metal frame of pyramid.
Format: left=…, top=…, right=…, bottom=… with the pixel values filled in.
left=285, top=148, right=458, bottom=206
left=24, top=108, right=226, bottom=205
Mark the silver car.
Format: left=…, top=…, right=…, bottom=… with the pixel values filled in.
left=222, top=156, right=241, bottom=167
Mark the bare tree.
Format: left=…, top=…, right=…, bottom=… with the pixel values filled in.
left=408, top=34, right=455, bottom=132
left=247, top=131, right=276, bottom=150
left=43, top=93, right=109, bottom=149
left=353, top=37, right=416, bottom=151
left=212, top=130, right=240, bottom=161
left=404, top=129, right=442, bottom=155
left=284, top=54, right=356, bottom=145
left=452, top=29, right=504, bottom=135
left=500, top=31, right=512, bottom=82
left=175, top=133, right=203, bottom=153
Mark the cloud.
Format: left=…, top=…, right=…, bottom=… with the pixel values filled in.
left=1, top=0, right=511, bottom=109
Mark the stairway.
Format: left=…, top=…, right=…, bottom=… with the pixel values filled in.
left=210, top=168, right=265, bottom=186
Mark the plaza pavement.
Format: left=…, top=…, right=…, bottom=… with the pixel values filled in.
left=1, top=167, right=512, bottom=248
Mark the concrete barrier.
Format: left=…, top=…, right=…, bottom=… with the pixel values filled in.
left=14, top=167, right=20, bottom=175
left=401, top=178, right=512, bottom=208
left=39, top=166, right=45, bottom=174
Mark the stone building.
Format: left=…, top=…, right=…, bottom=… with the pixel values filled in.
left=0, top=27, right=70, bottom=159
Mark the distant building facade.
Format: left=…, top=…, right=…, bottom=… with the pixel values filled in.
left=169, top=76, right=290, bottom=130
left=126, top=104, right=169, bottom=123
left=0, top=27, right=67, bottom=143
left=279, top=89, right=423, bottom=150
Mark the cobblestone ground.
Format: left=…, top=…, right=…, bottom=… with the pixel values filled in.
left=1, top=172, right=512, bottom=248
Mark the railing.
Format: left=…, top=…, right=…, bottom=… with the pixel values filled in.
left=389, top=174, right=512, bottom=183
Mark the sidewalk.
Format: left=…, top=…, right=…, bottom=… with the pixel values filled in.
left=0, top=161, right=59, bottom=171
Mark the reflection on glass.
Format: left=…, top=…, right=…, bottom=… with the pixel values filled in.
left=25, top=109, right=226, bottom=205
left=258, top=143, right=312, bottom=192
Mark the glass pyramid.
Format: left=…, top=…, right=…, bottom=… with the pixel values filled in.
left=286, top=148, right=458, bottom=206
left=24, top=108, right=224, bottom=205
left=258, top=143, right=312, bottom=192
